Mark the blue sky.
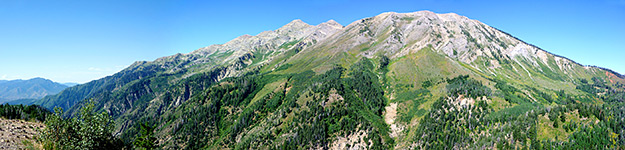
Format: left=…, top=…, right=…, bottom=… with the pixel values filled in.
left=1, top=0, right=623, bottom=83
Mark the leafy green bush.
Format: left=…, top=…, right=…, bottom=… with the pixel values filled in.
left=133, top=122, right=157, bottom=150
left=40, top=100, right=124, bottom=149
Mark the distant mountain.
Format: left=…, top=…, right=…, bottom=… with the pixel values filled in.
left=4, top=98, right=39, bottom=105
left=62, top=82, right=79, bottom=87
left=37, top=11, right=625, bottom=149
left=0, top=77, right=68, bottom=104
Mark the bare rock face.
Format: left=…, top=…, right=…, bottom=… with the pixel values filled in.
left=316, top=11, right=536, bottom=62
left=330, top=129, right=371, bottom=150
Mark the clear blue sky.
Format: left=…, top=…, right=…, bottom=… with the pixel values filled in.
left=1, top=0, right=623, bottom=83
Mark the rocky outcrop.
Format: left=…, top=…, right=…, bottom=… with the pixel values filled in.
left=0, top=118, right=44, bottom=149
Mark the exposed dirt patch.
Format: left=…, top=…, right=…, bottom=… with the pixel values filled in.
left=0, top=118, right=45, bottom=149
left=324, top=89, right=344, bottom=107
left=454, top=95, right=481, bottom=107
left=384, top=103, right=397, bottom=125
left=384, top=102, right=403, bottom=138
left=330, top=129, right=370, bottom=150
left=606, top=71, right=615, bottom=84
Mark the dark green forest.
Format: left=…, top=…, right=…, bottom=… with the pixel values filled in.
left=0, top=104, right=50, bottom=122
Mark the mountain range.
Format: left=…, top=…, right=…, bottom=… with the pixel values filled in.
left=33, top=11, right=625, bottom=149
left=0, top=77, right=68, bottom=104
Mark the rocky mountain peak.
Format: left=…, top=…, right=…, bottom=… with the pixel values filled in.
left=277, top=19, right=312, bottom=34
left=288, top=19, right=309, bottom=26
left=303, top=19, right=343, bottom=42
left=322, top=19, right=341, bottom=26
left=318, top=19, right=343, bottom=30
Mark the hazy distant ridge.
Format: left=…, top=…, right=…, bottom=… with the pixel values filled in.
left=0, top=77, right=68, bottom=103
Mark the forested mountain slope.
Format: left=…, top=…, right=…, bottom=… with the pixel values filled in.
left=36, top=11, right=625, bottom=149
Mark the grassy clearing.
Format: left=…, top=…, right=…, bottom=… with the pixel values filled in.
left=537, top=110, right=598, bottom=142
left=248, top=78, right=287, bottom=107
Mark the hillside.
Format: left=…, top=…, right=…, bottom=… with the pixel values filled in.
left=36, top=11, right=625, bottom=149
left=0, top=104, right=50, bottom=149
left=0, top=118, right=45, bottom=149
left=0, top=78, right=68, bottom=104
